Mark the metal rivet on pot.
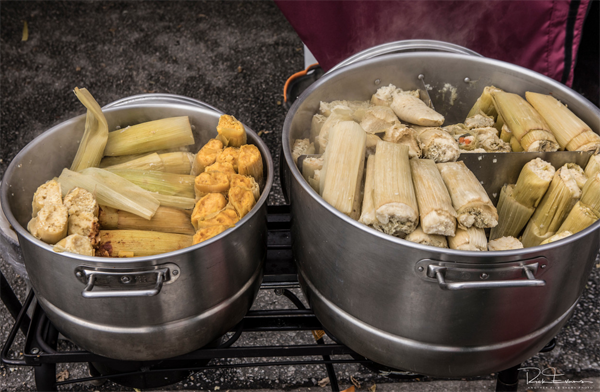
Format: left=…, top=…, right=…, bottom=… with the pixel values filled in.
left=30, top=347, right=40, bottom=355
left=75, top=271, right=83, bottom=278
left=418, top=74, right=425, bottom=80
left=541, top=264, right=546, bottom=269
left=121, top=276, right=132, bottom=284
left=464, top=77, right=471, bottom=83
left=480, top=273, right=489, bottom=280
left=417, top=266, right=424, bottom=272
left=374, top=79, right=381, bottom=85
left=172, top=270, right=179, bottom=276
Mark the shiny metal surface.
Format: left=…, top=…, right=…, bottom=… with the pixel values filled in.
left=1, top=94, right=273, bottom=361
left=282, top=51, right=600, bottom=376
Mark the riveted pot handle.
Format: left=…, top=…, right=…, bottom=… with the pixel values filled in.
left=429, top=264, right=546, bottom=291
left=81, top=268, right=167, bottom=298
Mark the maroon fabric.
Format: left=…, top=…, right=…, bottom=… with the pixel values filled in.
left=276, top=0, right=590, bottom=86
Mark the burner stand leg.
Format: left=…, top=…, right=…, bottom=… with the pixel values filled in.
left=495, top=364, right=521, bottom=392
left=34, top=322, right=59, bottom=392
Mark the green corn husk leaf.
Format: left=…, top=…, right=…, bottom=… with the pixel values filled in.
left=151, top=193, right=196, bottom=210
left=57, top=168, right=159, bottom=220
left=104, top=116, right=194, bottom=156
left=106, top=169, right=195, bottom=198
left=103, top=153, right=165, bottom=171
left=98, top=147, right=191, bottom=168
left=70, top=88, right=109, bottom=171
left=159, top=152, right=195, bottom=174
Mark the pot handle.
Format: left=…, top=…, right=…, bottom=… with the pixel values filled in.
left=429, top=264, right=546, bottom=291
left=81, top=268, right=168, bottom=298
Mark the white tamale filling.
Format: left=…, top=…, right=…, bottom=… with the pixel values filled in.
left=422, top=210, right=456, bottom=237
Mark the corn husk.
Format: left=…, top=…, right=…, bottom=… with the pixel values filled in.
left=512, top=158, right=555, bottom=208
left=310, top=114, right=327, bottom=141
left=448, top=227, right=487, bottom=251
left=191, top=193, right=228, bottom=230
left=192, top=225, right=232, bottom=245
left=216, top=114, right=247, bottom=147
left=494, top=114, right=505, bottom=134
left=159, top=152, right=195, bottom=174
left=562, top=163, right=587, bottom=189
left=526, top=92, right=600, bottom=151
left=301, top=157, right=324, bottom=183
left=57, top=168, right=159, bottom=220
left=99, top=205, right=195, bottom=235
left=238, top=144, right=263, bottom=183
left=27, top=203, right=68, bottom=244
left=70, top=88, right=109, bottom=171
left=390, top=91, right=444, bottom=126
left=319, top=121, right=366, bottom=219
left=521, top=165, right=582, bottom=247
left=467, top=86, right=503, bottom=119
left=585, top=155, right=600, bottom=178
left=104, top=116, right=194, bottom=156
left=53, top=234, right=94, bottom=256
left=383, top=124, right=421, bottom=158
left=557, top=201, right=599, bottom=234
left=437, top=161, right=498, bottom=229
left=371, top=84, right=397, bottom=106
left=405, top=226, right=448, bottom=248
left=292, top=139, right=315, bottom=164
left=373, top=141, right=419, bottom=236
left=580, top=172, right=600, bottom=216
left=417, top=127, right=460, bottom=163
left=491, top=91, right=559, bottom=152
left=489, top=185, right=535, bottom=240
left=488, top=236, right=523, bottom=251
left=97, top=230, right=192, bottom=257
left=359, top=155, right=377, bottom=226
left=228, top=186, right=256, bottom=218
left=510, top=136, right=524, bottom=152
left=500, top=124, right=512, bottom=143
left=316, top=106, right=353, bottom=153
left=540, top=231, right=573, bottom=245
left=106, top=169, right=195, bottom=198
left=410, top=158, right=457, bottom=236
left=99, top=147, right=191, bottom=168
left=191, top=139, right=224, bottom=176
left=102, top=153, right=165, bottom=172
left=151, top=194, right=196, bottom=210
left=465, top=113, right=495, bottom=130
left=308, top=170, right=320, bottom=193
left=32, top=180, right=63, bottom=218
left=360, top=106, right=399, bottom=134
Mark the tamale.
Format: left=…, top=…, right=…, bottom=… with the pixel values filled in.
left=465, top=113, right=495, bottom=130
left=580, top=172, right=600, bottom=216
left=152, top=194, right=196, bottom=210
left=310, top=114, right=327, bottom=141
left=216, top=114, right=246, bottom=147
left=383, top=124, right=421, bottom=158
left=410, top=159, right=457, bottom=236
left=191, top=193, right=227, bottom=230
left=97, top=230, right=193, bottom=257
left=32, top=180, right=63, bottom=218
left=53, top=234, right=94, bottom=256
left=195, top=171, right=230, bottom=199
left=358, top=155, right=377, bottom=227
left=373, top=141, right=419, bottom=236
left=319, top=121, right=366, bottom=219
left=346, top=100, right=373, bottom=122
left=562, top=163, right=587, bottom=189
left=510, top=136, right=524, bottom=152
left=448, top=227, right=487, bottom=251
left=228, top=186, right=256, bottom=218
left=489, top=185, right=534, bottom=240
left=196, top=208, right=239, bottom=229
left=103, top=153, right=165, bottom=172
left=230, top=174, right=260, bottom=201
left=192, top=225, right=231, bottom=245
left=500, top=124, right=512, bottom=143
left=557, top=201, right=598, bottom=234
left=521, top=164, right=582, bottom=247
left=319, top=100, right=349, bottom=116
left=99, top=206, right=195, bottom=235
left=205, top=161, right=236, bottom=180
left=104, top=116, right=194, bottom=156
left=238, top=144, right=263, bottom=183
left=27, top=203, right=68, bottom=244
left=70, top=88, right=109, bottom=171
left=292, top=139, right=315, bottom=164
left=491, top=91, right=559, bottom=152
left=540, top=231, right=573, bottom=245
left=512, top=158, right=555, bottom=208
left=63, top=187, right=99, bottom=217
left=488, top=236, right=523, bottom=251
left=494, top=113, right=505, bottom=134
left=159, top=152, right=195, bottom=174
left=467, top=86, right=503, bottom=119
left=390, top=91, right=444, bottom=126
left=107, top=169, right=195, bottom=198
left=99, top=147, right=191, bottom=168
left=585, top=155, right=600, bottom=178
left=216, top=147, right=240, bottom=171
left=451, top=128, right=478, bottom=151
left=405, top=226, right=448, bottom=248
left=371, top=84, right=397, bottom=106
left=316, top=105, right=353, bottom=153
left=417, top=127, right=460, bottom=162
left=360, top=106, right=399, bottom=134
left=67, top=211, right=99, bottom=245
left=308, top=170, right=321, bottom=193
left=474, top=127, right=511, bottom=152
left=191, top=139, right=224, bottom=176
left=526, top=92, right=600, bottom=151
left=365, top=133, right=381, bottom=156
left=437, top=161, right=498, bottom=229
left=301, top=157, right=324, bottom=183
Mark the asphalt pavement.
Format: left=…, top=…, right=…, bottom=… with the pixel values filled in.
left=1, top=1, right=600, bottom=391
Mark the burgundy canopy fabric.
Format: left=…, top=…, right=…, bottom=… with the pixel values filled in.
left=276, top=0, right=590, bottom=86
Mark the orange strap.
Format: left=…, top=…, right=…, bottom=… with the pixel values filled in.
left=283, top=63, right=319, bottom=102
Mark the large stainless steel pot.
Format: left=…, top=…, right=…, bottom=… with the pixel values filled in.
left=1, top=94, right=273, bottom=361
left=282, top=42, right=600, bottom=377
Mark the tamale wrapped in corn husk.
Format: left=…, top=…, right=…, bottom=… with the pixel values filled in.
left=346, top=100, right=373, bottom=123
left=27, top=203, right=68, bottom=244
left=521, top=164, right=582, bottom=247
left=360, top=106, right=399, bottom=134
left=192, top=225, right=232, bottom=245
left=63, top=187, right=99, bottom=217
left=448, top=227, right=487, bottom=251
left=228, top=186, right=256, bottom=218
left=191, top=139, right=224, bottom=176
left=512, top=158, right=555, bottom=208
left=491, top=91, right=559, bottom=152
left=557, top=201, right=599, bottom=234
left=467, top=86, right=503, bottom=119
left=97, top=230, right=193, bottom=257
left=216, top=147, right=240, bottom=171
left=390, top=91, right=444, bottom=126
left=500, top=124, right=512, bottom=143
left=563, top=163, right=587, bottom=189
left=99, top=147, right=191, bottom=168
left=450, top=127, right=478, bottom=151
left=319, top=100, right=370, bottom=120
left=159, top=152, right=195, bottom=174
left=373, top=141, right=419, bottom=236
left=205, top=161, right=236, bottom=181
left=238, top=144, right=263, bottom=183
left=230, top=174, right=260, bottom=201
left=383, top=124, right=421, bottom=158
left=371, top=84, right=397, bottom=107
left=32, top=180, right=63, bottom=218
left=489, top=185, right=535, bottom=240
left=585, top=155, right=600, bottom=178
left=319, top=101, right=349, bottom=116
left=292, top=139, right=315, bottom=164
left=319, top=121, right=366, bottom=219
left=316, top=106, right=353, bottom=153
left=580, top=172, right=600, bottom=216
left=417, top=127, right=460, bottom=163
left=104, top=117, right=194, bottom=156
left=301, top=157, right=324, bottom=183
left=195, top=171, right=230, bottom=199
left=57, top=168, right=159, bottom=220
left=359, top=155, right=377, bottom=227
left=196, top=207, right=239, bottom=229
left=540, top=231, right=573, bottom=245
left=365, top=132, right=381, bottom=157
left=70, top=88, right=109, bottom=171
left=488, top=236, right=523, bottom=251
left=526, top=92, right=600, bottom=151
left=53, top=234, right=94, bottom=256
left=99, top=206, right=195, bottom=235
left=465, top=113, right=495, bottom=130
left=67, top=211, right=99, bottom=245
left=191, top=193, right=228, bottom=230
left=510, top=136, right=524, bottom=152
left=474, top=127, right=511, bottom=152
left=103, top=153, right=165, bottom=172
left=216, top=114, right=246, bottom=147
left=152, top=194, right=196, bottom=210
left=310, top=114, right=327, bottom=141
left=437, top=161, right=498, bottom=229
left=494, top=114, right=505, bottom=134
left=308, top=170, right=321, bottom=193
left=107, top=169, right=195, bottom=199
left=405, top=226, right=448, bottom=248
left=410, top=159, right=457, bottom=236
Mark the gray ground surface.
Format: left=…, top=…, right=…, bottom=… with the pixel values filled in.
left=1, top=1, right=600, bottom=391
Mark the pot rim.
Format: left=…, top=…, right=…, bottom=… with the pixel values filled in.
left=1, top=98, right=274, bottom=264
left=282, top=52, right=600, bottom=259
